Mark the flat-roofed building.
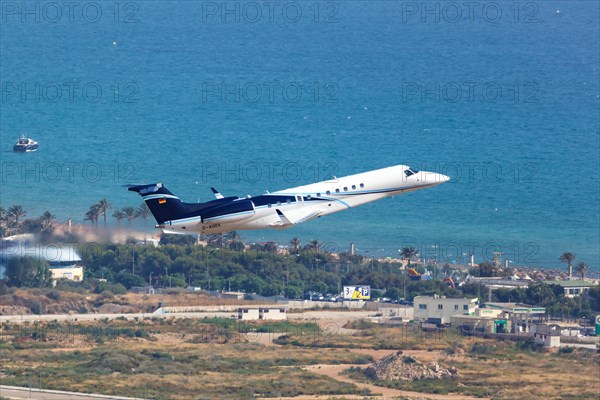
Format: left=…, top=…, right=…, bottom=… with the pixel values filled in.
left=238, top=307, right=287, bottom=321
left=485, top=302, right=546, bottom=333
left=451, top=314, right=507, bottom=334
left=533, top=324, right=561, bottom=348
left=413, top=295, right=478, bottom=324
left=49, top=266, right=83, bottom=282
left=543, top=280, right=598, bottom=298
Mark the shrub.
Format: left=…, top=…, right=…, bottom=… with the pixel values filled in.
left=46, top=290, right=61, bottom=301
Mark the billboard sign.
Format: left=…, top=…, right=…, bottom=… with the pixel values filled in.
left=343, top=285, right=370, bottom=300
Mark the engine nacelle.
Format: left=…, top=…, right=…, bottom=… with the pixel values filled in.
left=201, top=199, right=255, bottom=223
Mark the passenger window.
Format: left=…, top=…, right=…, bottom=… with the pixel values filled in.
left=343, top=187, right=348, bottom=191
left=268, top=203, right=271, bottom=208
left=286, top=199, right=291, bottom=204
left=317, top=193, right=321, bottom=197
left=277, top=201, right=281, bottom=206
left=352, top=185, right=356, bottom=190
left=326, top=191, right=330, bottom=195
left=307, top=195, right=312, bottom=199
left=360, top=183, right=364, bottom=188
left=335, top=188, right=340, bottom=193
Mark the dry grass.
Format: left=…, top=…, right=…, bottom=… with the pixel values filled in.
left=1, top=317, right=599, bottom=399
left=0, top=319, right=371, bottom=399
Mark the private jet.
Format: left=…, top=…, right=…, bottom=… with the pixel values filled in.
left=128, top=164, right=449, bottom=235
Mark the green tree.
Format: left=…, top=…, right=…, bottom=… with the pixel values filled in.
left=97, top=198, right=111, bottom=223
left=112, top=210, right=126, bottom=221
left=475, top=261, right=496, bottom=277
left=122, top=207, right=137, bottom=222
left=5, top=256, right=50, bottom=287
left=305, top=239, right=321, bottom=252
left=39, top=211, right=56, bottom=231
left=289, top=237, right=301, bottom=255
left=0, top=205, right=6, bottom=236
left=115, top=271, right=147, bottom=289
left=399, top=246, right=419, bottom=268
left=136, top=202, right=150, bottom=219
left=559, top=252, right=576, bottom=278
left=575, top=262, right=589, bottom=279
left=85, top=204, right=101, bottom=225
left=8, top=205, right=26, bottom=225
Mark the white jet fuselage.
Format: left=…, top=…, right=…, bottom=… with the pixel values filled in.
left=147, top=164, right=449, bottom=235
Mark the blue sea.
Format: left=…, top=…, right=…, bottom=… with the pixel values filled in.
left=1, top=1, right=599, bottom=271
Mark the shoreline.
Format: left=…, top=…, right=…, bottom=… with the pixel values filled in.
left=2, top=220, right=599, bottom=279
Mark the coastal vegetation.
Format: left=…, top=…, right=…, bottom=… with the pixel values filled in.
left=1, top=206, right=599, bottom=320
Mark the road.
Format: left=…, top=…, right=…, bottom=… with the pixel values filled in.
left=0, top=310, right=375, bottom=324
left=0, top=386, right=145, bottom=400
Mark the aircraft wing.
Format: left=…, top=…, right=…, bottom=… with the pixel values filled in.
left=271, top=208, right=322, bottom=227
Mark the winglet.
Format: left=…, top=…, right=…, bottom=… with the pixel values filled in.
left=276, top=209, right=293, bottom=225
left=211, top=187, right=224, bottom=199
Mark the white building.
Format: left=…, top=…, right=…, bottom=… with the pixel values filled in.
left=238, top=308, right=287, bottom=321
left=1, top=238, right=82, bottom=281
left=413, top=295, right=478, bottom=324
left=49, top=266, right=83, bottom=282
left=533, top=324, right=561, bottom=348
left=543, top=280, right=599, bottom=298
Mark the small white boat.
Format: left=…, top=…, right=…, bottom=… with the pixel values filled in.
left=13, top=136, right=39, bottom=152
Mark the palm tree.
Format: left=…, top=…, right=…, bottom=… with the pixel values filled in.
left=136, top=202, right=150, bottom=219
left=559, top=252, right=576, bottom=278
left=97, top=199, right=111, bottom=223
left=112, top=210, right=126, bottom=221
left=84, top=204, right=101, bottom=225
left=575, top=262, right=589, bottom=280
left=289, top=237, right=301, bottom=255
left=0, top=205, right=6, bottom=236
left=8, top=205, right=26, bottom=225
left=39, top=211, right=56, bottom=231
left=122, top=206, right=137, bottom=222
left=400, top=246, right=419, bottom=268
left=305, top=239, right=321, bottom=252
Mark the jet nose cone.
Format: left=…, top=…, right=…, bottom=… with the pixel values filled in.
left=439, top=174, right=450, bottom=183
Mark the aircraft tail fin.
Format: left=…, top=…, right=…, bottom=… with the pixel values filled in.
left=211, top=187, right=224, bottom=199
left=128, top=183, right=195, bottom=224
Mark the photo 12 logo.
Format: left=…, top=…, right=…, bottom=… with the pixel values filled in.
left=0, top=1, right=140, bottom=23
left=400, top=81, right=540, bottom=104
left=200, top=1, right=340, bottom=23
left=196, top=161, right=340, bottom=184
left=401, top=240, right=540, bottom=265
left=1, top=162, right=139, bottom=184
left=201, top=81, right=339, bottom=104
left=400, top=1, right=539, bottom=24
left=1, top=81, right=140, bottom=104
left=406, top=162, right=539, bottom=184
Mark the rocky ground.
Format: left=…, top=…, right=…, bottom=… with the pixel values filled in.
left=365, top=351, right=460, bottom=381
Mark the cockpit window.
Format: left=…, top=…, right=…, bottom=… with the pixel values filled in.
left=404, top=168, right=419, bottom=177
